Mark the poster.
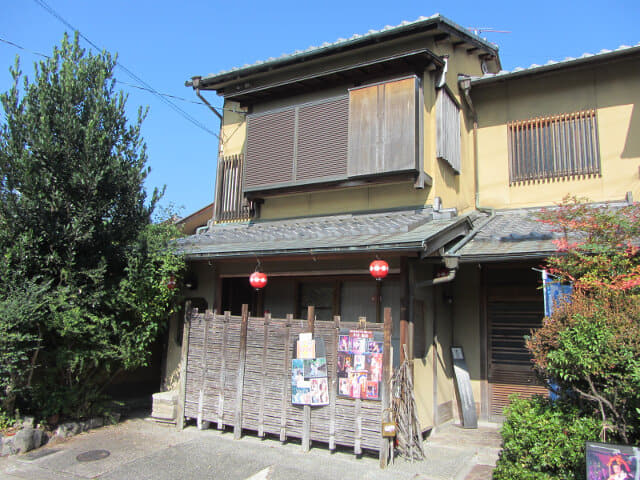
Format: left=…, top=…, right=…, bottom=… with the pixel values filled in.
left=291, top=334, right=328, bottom=406
left=586, top=442, right=639, bottom=480
left=337, top=329, right=383, bottom=401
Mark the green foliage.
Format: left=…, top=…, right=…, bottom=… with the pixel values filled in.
left=494, top=396, right=601, bottom=480
left=537, top=196, right=640, bottom=292
left=0, top=33, right=184, bottom=420
left=528, top=290, right=640, bottom=443
left=0, top=271, right=49, bottom=414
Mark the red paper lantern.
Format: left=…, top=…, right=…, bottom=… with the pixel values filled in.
left=369, top=260, right=389, bottom=280
left=166, top=276, right=177, bottom=290
left=249, top=271, right=268, bottom=290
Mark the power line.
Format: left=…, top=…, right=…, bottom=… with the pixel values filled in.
left=31, top=0, right=220, bottom=139
left=0, top=37, right=213, bottom=108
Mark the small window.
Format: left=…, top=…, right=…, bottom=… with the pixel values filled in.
left=436, top=88, right=461, bottom=174
left=507, top=110, right=601, bottom=184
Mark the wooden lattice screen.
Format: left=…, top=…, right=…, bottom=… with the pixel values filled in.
left=178, top=305, right=393, bottom=467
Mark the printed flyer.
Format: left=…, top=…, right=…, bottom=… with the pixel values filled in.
left=337, top=329, right=383, bottom=400
left=291, top=334, right=329, bottom=406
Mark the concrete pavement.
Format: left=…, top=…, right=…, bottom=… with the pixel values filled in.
left=0, top=416, right=501, bottom=480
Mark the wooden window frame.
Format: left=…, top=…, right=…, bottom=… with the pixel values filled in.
left=507, top=109, right=601, bottom=185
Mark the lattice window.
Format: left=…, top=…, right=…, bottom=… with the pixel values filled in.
left=507, top=110, right=601, bottom=184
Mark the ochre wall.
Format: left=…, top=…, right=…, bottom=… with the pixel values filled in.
left=426, top=42, right=486, bottom=214
left=474, top=56, right=640, bottom=209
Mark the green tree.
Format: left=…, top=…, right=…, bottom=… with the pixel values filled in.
left=528, top=197, right=640, bottom=443
left=0, top=33, right=183, bottom=419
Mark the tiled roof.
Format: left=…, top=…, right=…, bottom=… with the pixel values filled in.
left=456, top=209, right=559, bottom=260
left=179, top=208, right=469, bottom=259
left=193, top=14, right=499, bottom=85
left=469, top=42, right=640, bottom=85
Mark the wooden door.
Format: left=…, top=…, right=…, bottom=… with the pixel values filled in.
left=485, top=266, right=547, bottom=420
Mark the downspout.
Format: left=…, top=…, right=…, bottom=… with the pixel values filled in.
left=191, top=76, right=224, bottom=222
left=458, top=76, right=494, bottom=215
left=191, top=76, right=223, bottom=121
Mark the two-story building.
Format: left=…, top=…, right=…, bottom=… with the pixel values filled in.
left=166, top=14, right=640, bottom=432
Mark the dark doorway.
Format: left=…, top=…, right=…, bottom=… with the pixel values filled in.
left=221, top=277, right=256, bottom=316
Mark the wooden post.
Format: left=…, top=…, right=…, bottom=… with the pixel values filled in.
left=354, top=398, right=362, bottom=455
left=400, top=256, right=409, bottom=363
left=258, top=312, right=270, bottom=437
left=233, top=304, right=249, bottom=439
left=379, top=307, right=393, bottom=468
left=197, top=310, right=211, bottom=430
left=329, top=315, right=340, bottom=451
left=217, top=311, right=230, bottom=430
left=302, top=306, right=315, bottom=453
left=176, top=300, right=192, bottom=431
left=280, top=314, right=292, bottom=442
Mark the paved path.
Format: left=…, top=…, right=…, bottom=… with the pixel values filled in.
left=0, top=418, right=501, bottom=480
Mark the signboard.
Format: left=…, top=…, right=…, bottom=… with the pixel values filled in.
left=337, top=329, right=383, bottom=401
left=542, top=269, right=573, bottom=318
left=587, top=442, right=640, bottom=480
left=450, top=346, right=477, bottom=429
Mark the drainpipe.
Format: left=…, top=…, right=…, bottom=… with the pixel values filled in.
left=416, top=256, right=459, bottom=287
left=191, top=76, right=223, bottom=121
left=459, top=76, right=494, bottom=216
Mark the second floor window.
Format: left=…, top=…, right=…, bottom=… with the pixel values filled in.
left=507, top=109, right=601, bottom=184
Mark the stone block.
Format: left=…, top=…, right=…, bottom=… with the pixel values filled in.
left=1, top=435, right=16, bottom=456
left=14, top=428, right=35, bottom=453
left=87, top=417, right=104, bottom=429
left=22, top=416, right=35, bottom=429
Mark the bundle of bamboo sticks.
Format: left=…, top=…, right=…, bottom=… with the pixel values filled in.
left=390, top=347, right=425, bottom=461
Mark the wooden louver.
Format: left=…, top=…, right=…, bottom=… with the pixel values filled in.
left=507, top=109, right=601, bottom=184
left=244, top=97, right=349, bottom=191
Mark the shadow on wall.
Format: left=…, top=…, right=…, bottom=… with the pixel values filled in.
left=622, top=103, right=640, bottom=159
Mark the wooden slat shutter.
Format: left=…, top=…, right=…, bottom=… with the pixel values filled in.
left=488, top=300, right=547, bottom=419
left=348, top=77, right=417, bottom=177
left=245, top=109, right=295, bottom=189
left=436, top=88, right=461, bottom=173
left=296, top=97, right=349, bottom=181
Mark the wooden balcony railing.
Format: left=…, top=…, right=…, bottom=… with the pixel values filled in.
left=214, top=154, right=254, bottom=223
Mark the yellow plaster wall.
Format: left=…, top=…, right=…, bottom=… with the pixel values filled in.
left=259, top=182, right=429, bottom=219
left=474, top=56, right=640, bottom=208
left=451, top=264, right=484, bottom=416
left=426, top=43, right=487, bottom=214
left=411, top=263, right=435, bottom=430
left=220, top=100, right=247, bottom=157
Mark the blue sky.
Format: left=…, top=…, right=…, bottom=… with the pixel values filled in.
left=2, top=0, right=639, bottom=217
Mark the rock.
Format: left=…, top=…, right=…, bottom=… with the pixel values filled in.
left=14, top=428, right=35, bottom=453
left=1, top=435, right=16, bottom=456
left=87, top=417, right=104, bottom=429
left=32, top=429, right=44, bottom=448
left=55, top=422, right=79, bottom=438
left=22, top=416, right=35, bottom=429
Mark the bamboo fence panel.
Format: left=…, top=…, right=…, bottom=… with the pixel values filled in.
left=182, top=306, right=392, bottom=462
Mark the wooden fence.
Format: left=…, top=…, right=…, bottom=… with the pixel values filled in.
left=177, top=304, right=393, bottom=467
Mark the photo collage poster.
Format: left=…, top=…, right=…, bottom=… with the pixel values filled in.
left=586, top=442, right=639, bottom=480
left=337, top=329, right=384, bottom=400
left=291, top=333, right=329, bottom=406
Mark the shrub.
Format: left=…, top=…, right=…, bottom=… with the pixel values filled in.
left=494, top=395, right=601, bottom=480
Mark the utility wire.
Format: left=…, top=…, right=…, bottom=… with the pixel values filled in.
left=31, top=0, right=220, bottom=138
left=0, top=37, right=204, bottom=106
left=1, top=36, right=245, bottom=115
